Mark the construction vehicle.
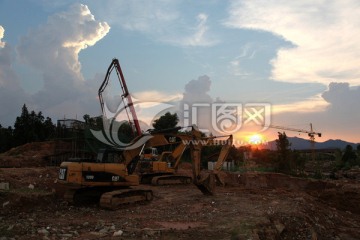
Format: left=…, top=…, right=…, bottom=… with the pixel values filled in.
left=58, top=58, right=152, bottom=209
left=137, top=132, right=233, bottom=186
left=58, top=125, right=231, bottom=208
left=138, top=145, right=193, bottom=185
left=58, top=58, right=233, bottom=209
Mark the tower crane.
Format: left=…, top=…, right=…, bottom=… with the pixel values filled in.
left=268, top=123, right=321, bottom=162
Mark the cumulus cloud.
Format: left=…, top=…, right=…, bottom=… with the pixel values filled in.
left=225, top=0, right=360, bottom=85
left=183, top=75, right=212, bottom=102
left=16, top=4, right=110, bottom=119
left=269, top=82, right=360, bottom=142
left=178, top=75, right=214, bottom=133
left=94, top=1, right=217, bottom=47
left=0, top=26, right=28, bottom=126
left=17, top=4, right=109, bottom=80
left=0, top=26, right=5, bottom=48
left=322, top=82, right=360, bottom=112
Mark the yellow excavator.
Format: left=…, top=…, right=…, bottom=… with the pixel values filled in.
left=58, top=58, right=233, bottom=209
left=137, top=131, right=233, bottom=186
left=58, top=126, right=232, bottom=209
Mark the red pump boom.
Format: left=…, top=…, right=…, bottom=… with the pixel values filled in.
left=98, top=58, right=141, bottom=136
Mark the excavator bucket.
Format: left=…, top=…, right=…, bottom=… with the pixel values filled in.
left=214, top=172, right=225, bottom=186
left=194, top=172, right=216, bottom=195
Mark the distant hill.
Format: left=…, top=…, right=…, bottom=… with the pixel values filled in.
left=265, top=137, right=359, bottom=150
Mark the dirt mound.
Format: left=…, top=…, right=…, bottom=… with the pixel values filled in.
left=0, top=141, right=66, bottom=167
left=0, top=167, right=63, bottom=218
left=1, top=167, right=360, bottom=239
left=224, top=171, right=360, bottom=215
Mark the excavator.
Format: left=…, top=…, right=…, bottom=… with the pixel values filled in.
left=58, top=58, right=233, bottom=209
left=137, top=131, right=233, bottom=186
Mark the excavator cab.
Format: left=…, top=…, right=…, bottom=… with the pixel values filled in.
left=142, top=147, right=159, bottom=161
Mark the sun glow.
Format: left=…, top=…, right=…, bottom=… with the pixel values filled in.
left=248, top=134, right=264, bottom=145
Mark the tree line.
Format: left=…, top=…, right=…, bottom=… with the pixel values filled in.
left=1, top=106, right=359, bottom=176
left=0, top=104, right=56, bottom=153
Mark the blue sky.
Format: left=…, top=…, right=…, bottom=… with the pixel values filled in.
left=1, top=0, right=360, bottom=143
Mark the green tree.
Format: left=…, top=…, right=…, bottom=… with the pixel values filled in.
left=43, top=117, right=56, bottom=139
left=275, top=132, right=292, bottom=172
left=0, top=125, right=14, bottom=153
left=13, top=104, right=56, bottom=146
left=13, top=104, right=31, bottom=145
left=342, top=144, right=357, bottom=168
left=152, top=112, right=179, bottom=131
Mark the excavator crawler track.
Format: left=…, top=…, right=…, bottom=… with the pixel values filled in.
left=151, top=175, right=192, bottom=185
left=99, top=189, right=153, bottom=210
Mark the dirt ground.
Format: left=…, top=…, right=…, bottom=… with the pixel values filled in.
left=1, top=167, right=360, bottom=240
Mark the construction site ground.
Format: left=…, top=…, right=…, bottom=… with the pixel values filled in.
left=1, top=166, right=360, bottom=240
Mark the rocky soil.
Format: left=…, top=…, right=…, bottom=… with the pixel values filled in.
left=1, top=167, right=360, bottom=240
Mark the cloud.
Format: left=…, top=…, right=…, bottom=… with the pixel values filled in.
left=322, top=82, right=360, bottom=112
left=108, top=0, right=179, bottom=33
left=269, top=82, right=360, bottom=142
left=224, top=0, right=360, bottom=85
left=131, top=91, right=182, bottom=130
left=15, top=4, right=110, bottom=119
left=174, top=13, right=218, bottom=47
left=272, top=95, right=329, bottom=114
left=94, top=1, right=217, bottom=47
left=183, top=75, right=213, bottom=103
left=132, top=90, right=182, bottom=103
left=0, top=26, right=5, bottom=48
left=0, top=27, right=28, bottom=126
left=177, top=75, right=214, bottom=133
left=17, top=4, right=109, bottom=80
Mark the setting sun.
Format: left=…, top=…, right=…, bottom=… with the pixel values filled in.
left=248, top=134, right=264, bottom=145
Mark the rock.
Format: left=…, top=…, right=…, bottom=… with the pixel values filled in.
left=37, top=228, right=49, bottom=235
left=95, top=220, right=105, bottom=229
left=82, top=222, right=89, bottom=226
left=90, top=231, right=106, bottom=237
left=58, top=233, right=73, bottom=238
left=28, top=184, right=35, bottom=189
left=113, top=230, right=123, bottom=237
left=274, top=221, right=285, bottom=234
left=143, top=228, right=160, bottom=237
left=2, top=201, right=10, bottom=208
left=0, top=182, right=9, bottom=190
left=99, top=227, right=110, bottom=234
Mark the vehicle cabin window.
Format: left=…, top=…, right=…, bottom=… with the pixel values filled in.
left=144, top=148, right=152, bottom=154
left=106, top=152, right=123, bottom=163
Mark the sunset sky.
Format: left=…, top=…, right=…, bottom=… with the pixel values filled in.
left=1, top=0, right=359, bottom=144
